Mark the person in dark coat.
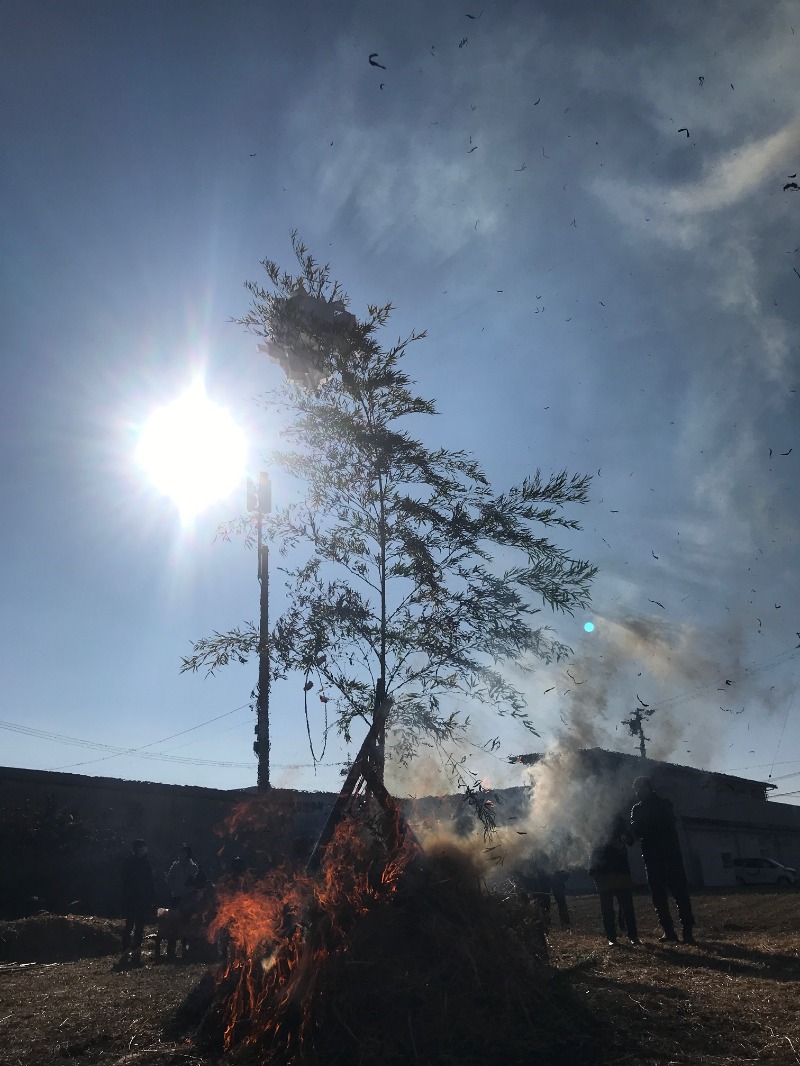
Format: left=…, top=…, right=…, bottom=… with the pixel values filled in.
left=630, top=776, right=695, bottom=944
left=549, top=868, right=571, bottom=928
left=121, top=839, right=155, bottom=961
left=589, top=815, right=640, bottom=946
left=165, top=843, right=198, bottom=908
left=516, top=850, right=571, bottom=928
left=163, top=844, right=200, bottom=959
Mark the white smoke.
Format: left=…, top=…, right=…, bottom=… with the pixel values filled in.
left=386, top=608, right=796, bottom=877
left=475, top=609, right=781, bottom=874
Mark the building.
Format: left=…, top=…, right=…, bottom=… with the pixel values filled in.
left=510, top=748, right=800, bottom=887
left=2, top=747, right=799, bottom=916
left=0, top=764, right=338, bottom=917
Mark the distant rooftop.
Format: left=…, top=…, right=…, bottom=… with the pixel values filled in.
left=509, top=747, right=776, bottom=795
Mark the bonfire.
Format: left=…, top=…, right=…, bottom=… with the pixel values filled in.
left=173, top=723, right=599, bottom=1066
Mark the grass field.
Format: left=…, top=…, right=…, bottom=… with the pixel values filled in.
left=551, top=889, right=800, bottom=1065
left=0, top=889, right=798, bottom=1065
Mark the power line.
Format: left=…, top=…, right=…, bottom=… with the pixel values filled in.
left=47, top=704, right=253, bottom=771
left=0, top=717, right=253, bottom=770
left=767, top=670, right=800, bottom=780
left=2, top=711, right=351, bottom=776
left=7, top=643, right=798, bottom=780
left=272, top=760, right=349, bottom=770
left=762, top=768, right=800, bottom=783
left=155, top=718, right=253, bottom=756
left=642, top=646, right=800, bottom=716
left=723, top=758, right=800, bottom=772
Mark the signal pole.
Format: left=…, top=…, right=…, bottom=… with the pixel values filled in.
left=622, top=702, right=655, bottom=759
left=248, top=472, right=272, bottom=790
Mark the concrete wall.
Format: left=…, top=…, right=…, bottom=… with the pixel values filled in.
left=3, top=754, right=798, bottom=915
left=0, top=766, right=337, bottom=917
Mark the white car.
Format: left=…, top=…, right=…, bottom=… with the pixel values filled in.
left=732, top=857, right=797, bottom=886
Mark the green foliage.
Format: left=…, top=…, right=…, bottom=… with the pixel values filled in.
left=182, top=235, right=597, bottom=772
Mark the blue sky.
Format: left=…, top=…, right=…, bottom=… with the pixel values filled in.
left=1, top=0, right=798, bottom=801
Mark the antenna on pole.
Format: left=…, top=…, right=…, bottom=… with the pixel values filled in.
left=622, top=697, right=656, bottom=759
left=248, top=472, right=272, bottom=790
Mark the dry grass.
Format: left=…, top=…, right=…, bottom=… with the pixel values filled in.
left=187, top=845, right=598, bottom=1066
left=549, top=889, right=800, bottom=1065
left=0, top=890, right=797, bottom=1064
left=0, top=950, right=208, bottom=1065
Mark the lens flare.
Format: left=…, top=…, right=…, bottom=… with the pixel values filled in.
left=583, top=621, right=595, bottom=632
left=136, top=376, right=247, bottom=523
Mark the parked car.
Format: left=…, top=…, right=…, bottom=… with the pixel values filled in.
left=732, top=857, right=797, bottom=886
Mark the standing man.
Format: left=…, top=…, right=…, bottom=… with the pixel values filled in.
left=630, top=776, right=695, bottom=944
left=121, top=838, right=154, bottom=964
left=589, top=814, right=640, bottom=946
left=549, top=867, right=572, bottom=930
left=164, top=843, right=198, bottom=959
left=166, top=843, right=198, bottom=908
left=516, top=849, right=571, bottom=929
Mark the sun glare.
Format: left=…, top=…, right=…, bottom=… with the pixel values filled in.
left=136, top=377, right=247, bottom=522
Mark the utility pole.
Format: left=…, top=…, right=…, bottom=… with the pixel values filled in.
left=622, top=701, right=656, bottom=759
left=249, top=283, right=355, bottom=786
left=248, top=472, right=272, bottom=790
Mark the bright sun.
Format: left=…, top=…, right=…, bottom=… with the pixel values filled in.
left=136, top=377, right=247, bottom=523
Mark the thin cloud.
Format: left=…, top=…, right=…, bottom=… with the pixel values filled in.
left=593, top=116, right=800, bottom=247
left=666, top=118, right=800, bottom=217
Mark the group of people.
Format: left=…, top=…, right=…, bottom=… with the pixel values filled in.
left=589, top=775, right=695, bottom=946
left=516, top=775, right=695, bottom=947
left=120, top=841, right=208, bottom=964
left=122, top=775, right=694, bottom=962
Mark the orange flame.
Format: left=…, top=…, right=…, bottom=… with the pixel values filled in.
left=209, top=813, right=421, bottom=1052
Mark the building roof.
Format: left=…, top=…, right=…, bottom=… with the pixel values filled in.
left=0, top=764, right=337, bottom=804
left=510, top=747, right=776, bottom=794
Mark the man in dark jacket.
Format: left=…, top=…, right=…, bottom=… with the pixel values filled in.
left=121, top=839, right=155, bottom=962
left=162, top=843, right=203, bottom=959
left=516, top=850, right=571, bottom=929
left=589, top=814, right=640, bottom=946
left=630, top=777, right=695, bottom=944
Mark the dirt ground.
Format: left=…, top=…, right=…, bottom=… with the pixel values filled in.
left=551, top=889, right=800, bottom=1066
left=0, top=889, right=798, bottom=1065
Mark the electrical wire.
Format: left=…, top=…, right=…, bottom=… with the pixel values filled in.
left=0, top=716, right=253, bottom=769
left=723, top=758, right=800, bottom=772
left=2, top=710, right=351, bottom=776
left=639, top=646, right=800, bottom=716
left=767, top=671, right=800, bottom=780
left=47, top=704, right=254, bottom=770
left=6, top=644, right=797, bottom=781
left=762, top=769, right=800, bottom=783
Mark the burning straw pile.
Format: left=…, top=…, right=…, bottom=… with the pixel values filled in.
left=174, top=803, right=601, bottom=1066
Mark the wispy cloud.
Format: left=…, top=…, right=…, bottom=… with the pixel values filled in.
left=593, top=116, right=800, bottom=247
left=665, top=118, right=800, bottom=216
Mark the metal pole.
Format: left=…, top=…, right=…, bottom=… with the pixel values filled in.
left=622, top=706, right=649, bottom=760
left=253, top=472, right=272, bottom=790
left=632, top=708, right=647, bottom=759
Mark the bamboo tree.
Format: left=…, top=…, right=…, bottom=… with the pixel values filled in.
left=182, top=235, right=597, bottom=784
